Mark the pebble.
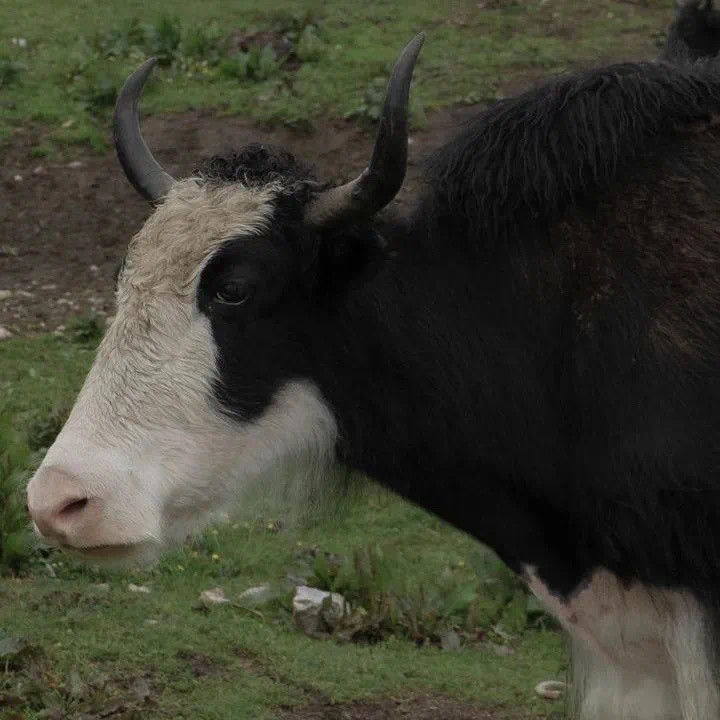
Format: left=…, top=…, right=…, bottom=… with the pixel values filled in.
left=199, top=587, right=230, bottom=606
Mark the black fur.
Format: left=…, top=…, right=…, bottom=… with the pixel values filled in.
left=662, top=0, right=720, bottom=62
left=198, top=34, right=720, bottom=609
left=423, top=58, right=720, bottom=249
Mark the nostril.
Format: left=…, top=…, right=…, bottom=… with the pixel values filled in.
left=59, top=497, right=89, bottom=516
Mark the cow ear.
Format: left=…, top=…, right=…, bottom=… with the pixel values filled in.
left=315, top=229, right=388, bottom=298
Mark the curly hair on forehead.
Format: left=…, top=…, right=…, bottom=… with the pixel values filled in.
left=195, top=143, right=318, bottom=189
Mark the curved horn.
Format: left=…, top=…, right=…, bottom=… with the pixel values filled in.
left=113, top=57, right=175, bottom=205
left=305, top=33, right=425, bottom=228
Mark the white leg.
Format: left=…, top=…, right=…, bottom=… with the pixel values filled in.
left=666, top=599, right=720, bottom=720
left=570, top=639, right=681, bottom=720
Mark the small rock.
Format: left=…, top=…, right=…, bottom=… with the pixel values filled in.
left=491, top=643, right=514, bottom=656
left=40, top=284, right=57, bottom=290
left=68, top=160, right=84, bottom=169
left=0, top=290, right=11, bottom=301
left=144, top=619, right=159, bottom=626
left=89, top=264, right=99, bottom=273
left=535, top=680, right=566, bottom=700
left=105, top=315, right=116, bottom=328
left=13, top=174, right=22, bottom=182
left=237, top=584, right=272, bottom=606
left=132, top=676, right=152, bottom=703
left=292, top=585, right=348, bottom=636
left=16, top=290, right=34, bottom=298
left=33, top=165, right=46, bottom=175
left=128, top=584, right=151, bottom=594
left=439, top=630, right=463, bottom=653
left=0, top=327, right=12, bottom=340
left=92, top=583, right=110, bottom=593
left=199, top=587, right=230, bottom=606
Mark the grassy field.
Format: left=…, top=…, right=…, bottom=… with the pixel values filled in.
left=0, top=0, right=684, bottom=717
left=1, top=0, right=671, bottom=150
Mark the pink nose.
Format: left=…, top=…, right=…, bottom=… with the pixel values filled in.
left=27, top=467, right=96, bottom=544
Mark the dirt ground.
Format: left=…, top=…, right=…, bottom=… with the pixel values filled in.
left=281, top=697, right=546, bottom=719
left=0, top=105, right=481, bottom=337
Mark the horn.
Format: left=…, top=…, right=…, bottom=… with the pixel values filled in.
left=304, top=33, right=425, bottom=228
left=113, top=57, right=175, bottom=205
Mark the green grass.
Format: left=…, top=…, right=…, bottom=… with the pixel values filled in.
left=0, top=498, right=568, bottom=719
left=0, top=334, right=567, bottom=718
left=0, top=0, right=674, bottom=149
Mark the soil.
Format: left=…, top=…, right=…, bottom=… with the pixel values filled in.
left=0, top=105, right=479, bottom=338
left=281, top=697, right=545, bottom=719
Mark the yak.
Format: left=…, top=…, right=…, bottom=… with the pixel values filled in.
left=26, top=2, right=720, bottom=718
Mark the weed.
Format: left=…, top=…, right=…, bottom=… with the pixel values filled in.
left=267, top=8, right=324, bottom=41
left=178, top=21, right=225, bottom=70
left=295, top=25, right=325, bottom=63
left=146, top=14, right=183, bottom=67
left=0, top=416, right=36, bottom=575
left=29, top=145, right=51, bottom=158
left=291, top=543, right=554, bottom=649
left=219, top=45, right=281, bottom=82
left=347, top=75, right=387, bottom=124
left=64, top=313, right=105, bottom=346
left=75, top=70, right=121, bottom=113
left=26, top=396, right=73, bottom=452
left=0, top=55, right=24, bottom=88
left=347, top=71, right=427, bottom=129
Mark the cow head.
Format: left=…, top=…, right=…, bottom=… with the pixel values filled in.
left=26, top=34, right=424, bottom=565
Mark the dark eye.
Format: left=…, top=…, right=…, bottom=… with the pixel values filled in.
left=214, top=279, right=253, bottom=306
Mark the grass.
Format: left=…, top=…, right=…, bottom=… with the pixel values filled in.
left=0, top=333, right=568, bottom=719
left=0, top=507, right=568, bottom=719
left=0, top=0, right=674, bottom=150
left=0, top=0, right=683, bottom=716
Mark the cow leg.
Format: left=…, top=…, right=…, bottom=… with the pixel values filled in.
left=666, top=600, right=720, bottom=720
left=571, top=601, right=720, bottom=720
left=526, top=567, right=720, bottom=719
left=570, top=639, right=681, bottom=720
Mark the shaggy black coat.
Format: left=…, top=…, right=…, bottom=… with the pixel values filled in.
left=197, top=50, right=720, bottom=603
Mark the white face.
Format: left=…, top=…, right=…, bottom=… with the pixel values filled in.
left=26, top=179, right=339, bottom=565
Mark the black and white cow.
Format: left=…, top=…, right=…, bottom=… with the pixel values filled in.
left=25, top=4, right=720, bottom=719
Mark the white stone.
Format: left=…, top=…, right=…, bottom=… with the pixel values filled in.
left=199, top=587, right=230, bottom=606
left=237, top=584, right=272, bottom=606
left=128, top=583, right=151, bottom=594
left=292, top=585, right=348, bottom=636
left=0, top=290, right=11, bottom=301
left=535, top=680, right=566, bottom=700
left=0, top=327, right=12, bottom=340
left=67, top=160, right=83, bottom=169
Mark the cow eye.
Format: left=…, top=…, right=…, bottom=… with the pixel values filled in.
left=214, top=279, right=252, bottom=306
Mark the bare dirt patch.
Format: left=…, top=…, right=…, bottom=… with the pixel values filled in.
left=280, top=696, right=545, bottom=719
left=176, top=649, right=226, bottom=678
left=0, top=105, right=478, bottom=337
